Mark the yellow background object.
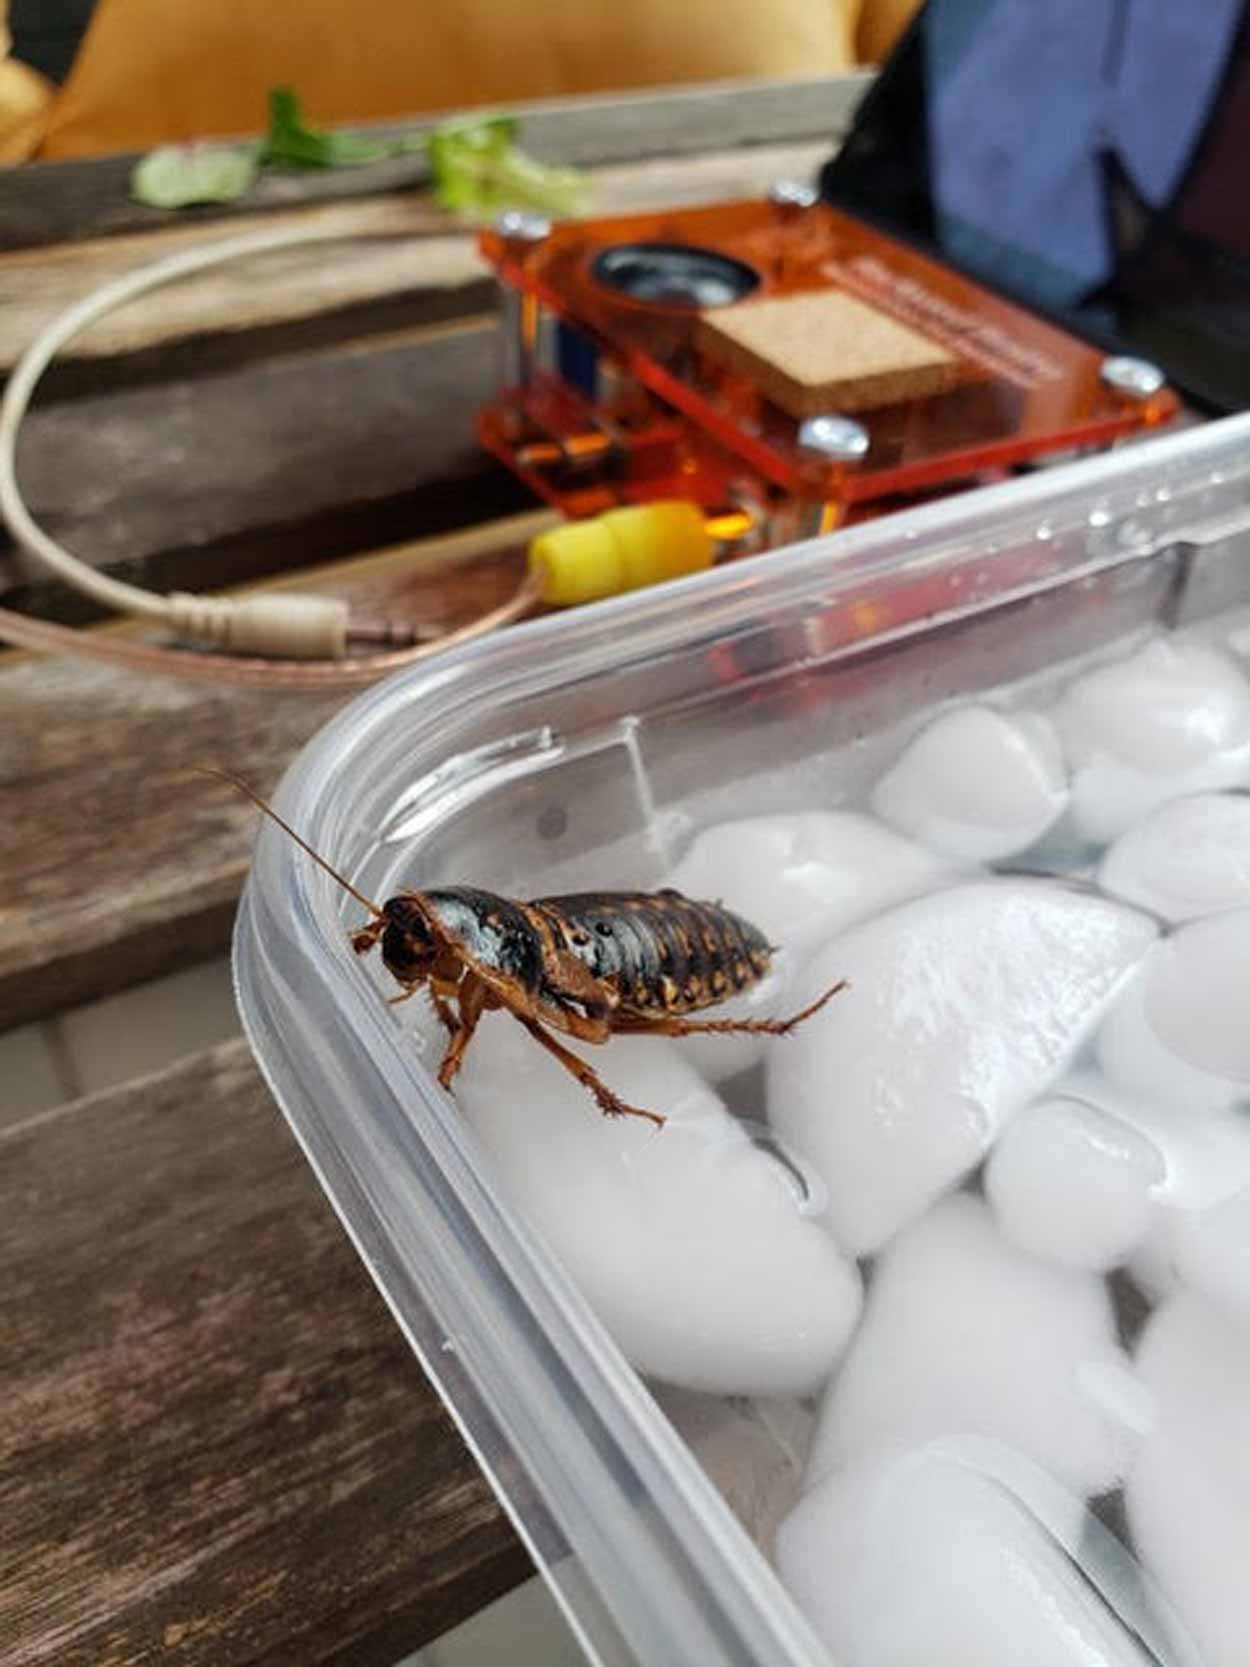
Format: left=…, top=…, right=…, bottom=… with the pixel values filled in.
left=854, top=0, right=923, bottom=64
left=26, top=0, right=921, bottom=162
left=529, top=502, right=713, bottom=607
left=0, top=11, right=52, bottom=162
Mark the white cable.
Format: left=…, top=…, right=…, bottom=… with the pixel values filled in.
left=0, top=223, right=416, bottom=658
left=0, top=569, right=538, bottom=688
left=166, top=590, right=349, bottom=658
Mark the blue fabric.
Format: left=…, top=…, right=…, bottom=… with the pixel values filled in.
left=927, top=0, right=1243, bottom=305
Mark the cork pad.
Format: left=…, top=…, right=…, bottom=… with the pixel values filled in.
left=697, top=290, right=963, bottom=418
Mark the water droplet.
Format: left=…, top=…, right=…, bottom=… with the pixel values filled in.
left=1116, top=517, right=1152, bottom=552
left=1088, top=508, right=1111, bottom=529
left=1035, top=523, right=1054, bottom=542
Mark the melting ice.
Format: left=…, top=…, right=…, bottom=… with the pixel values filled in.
left=446, top=618, right=1250, bottom=1665
left=767, top=880, right=1156, bottom=1254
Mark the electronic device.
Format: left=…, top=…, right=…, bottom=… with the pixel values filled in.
left=476, top=191, right=1181, bottom=545
left=476, top=1, right=1250, bottom=544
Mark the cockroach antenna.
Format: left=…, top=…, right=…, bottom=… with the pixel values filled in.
left=197, top=765, right=383, bottom=919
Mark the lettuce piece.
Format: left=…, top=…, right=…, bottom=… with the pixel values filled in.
left=130, top=143, right=259, bottom=207
left=130, top=92, right=590, bottom=221
left=261, top=86, right=392, bottom=168
left=428, top=114, right=590, bottom=219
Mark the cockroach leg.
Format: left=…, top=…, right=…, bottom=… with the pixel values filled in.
left=352, top=919, right=386, bottom=956
left=428, top=989, right=459, bottom=1035
left=533, top=991, right=614, bottom=1045
left=515, top=1015, right=666, bottom=1129
left=770, top=978, right=850, bottom=1032
left=437, top=978, right=487, bottom=1090
left=547, top=949, right=618, bottom=1019
left=386, top=984, right=425, bottom=1006
left=613, top=978, right=849, bottom=1039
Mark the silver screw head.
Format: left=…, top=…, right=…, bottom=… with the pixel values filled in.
left=768, top=180, right=819, bottom=211
left=1100, top=356, right=1165, bottom=399
left=495, top=210, right=552, bottom=243
left=797, top=413, right=870, bottom=463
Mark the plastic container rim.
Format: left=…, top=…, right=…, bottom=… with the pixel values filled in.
left=234, top=408, right=1250, bottom=1667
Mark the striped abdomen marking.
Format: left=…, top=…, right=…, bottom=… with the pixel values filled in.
left=531, top=890, right=772, bottom=1015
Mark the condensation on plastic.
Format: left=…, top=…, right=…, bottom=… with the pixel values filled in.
left=234, top=412, right=1250, bottom=1667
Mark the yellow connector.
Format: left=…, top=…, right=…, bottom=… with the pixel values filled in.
left=527, top=501, right=713, bottom=607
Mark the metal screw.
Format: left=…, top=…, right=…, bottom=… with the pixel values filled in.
left=768, top=180, right=819, bottom=211
left=797, top=414, right=870, bottom=463
left=1100, top=356, right=1165, bottom=400
left=495, top=210, right=552, bottom=244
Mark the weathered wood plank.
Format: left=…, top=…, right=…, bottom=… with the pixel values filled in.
left=0, top=74, right=870, bottom=250
left=0, top=515, right=538, bottom=1030
left=0, top=658, right=344, bottom=1029
left=0, top=139, right=830, bottom=385
left=0, top=202, right=476, bottom=380
left=0, top=1038, right=530, bottom=1667
left=4, top=317, right=513, bottom=609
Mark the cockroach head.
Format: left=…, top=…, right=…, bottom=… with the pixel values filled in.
left=365, top=892, right=440, bottom=985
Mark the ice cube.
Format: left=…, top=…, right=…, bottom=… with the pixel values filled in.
left=664, top=810, right=962, bottom=956
left=1064, top=1069, right=1250, bottom=1213
left=778, top=1441, right=1157, bottom=1667
left=1137, top=1188, right=1250, bottom=1314
left=1126, top=1292, right=1250, bottom=1667
left=1127, top=1229, right=1183, bottom=1308
left=661, top=811, right=963, bottom=1082
left=1059, top=1068, right=1250, bottom=1307
left=1142, top=910, right=1250, bottom=1078
left=1097, top=912, right=1250, bottom=1111
left=1097, top=792, right=1250, bottom=922
left=1166, top=1188, right=1250, bottom=1313
left=1050, top=637, right=1250, bottom=844
left=1097, top=968, right=1230, bottom=1115
left=870, top=704, right=1068, bottom=862
left=985, top=1095, right=1164, bottom=1272
left=806, top=1195, right=1136, bottom=1497
left=450, top=1015, right=862, bottom=1397
left=768, top=880, right=1157, bottom=1254
left=1074, top=1357, right=1159, bottom=1439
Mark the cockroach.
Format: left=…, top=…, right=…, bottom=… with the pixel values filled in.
left=212, top=770, right=847, bottom=1128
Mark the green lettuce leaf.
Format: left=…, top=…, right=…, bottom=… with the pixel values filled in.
left=130, top=143, right=259, bottom=207
left=261, top=85, right=392, bottom=168
left=428, top=113, right=590, bottom=219
left=129, top=91, right=590, bottom=220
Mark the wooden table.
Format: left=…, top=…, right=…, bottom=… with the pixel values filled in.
left=0, top=74, right=869, bottom=1666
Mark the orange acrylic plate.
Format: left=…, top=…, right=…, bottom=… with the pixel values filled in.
left=479, top=198, right=1182, bottom=512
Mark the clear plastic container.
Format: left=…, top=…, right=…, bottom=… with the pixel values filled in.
left=235, top=412, right=1250, bottom=1667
